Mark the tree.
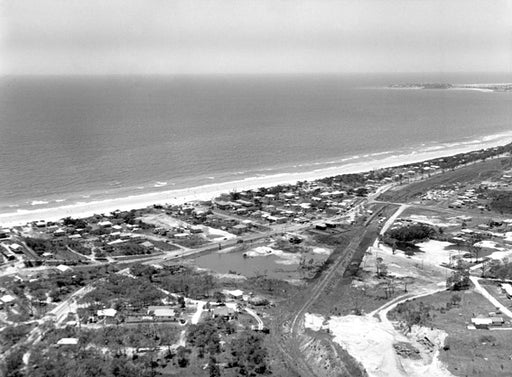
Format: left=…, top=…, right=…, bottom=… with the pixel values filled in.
left=402, top=277, right=414, bottom=292
left=450, top=294, right=462, bottom=307
left=376, top=257, right=388, bottom=277
left=176, top=347, right=190, bottom=368
left=208, top=356, right=221, bottom=377
left=446, top=262, right=470, bottom=291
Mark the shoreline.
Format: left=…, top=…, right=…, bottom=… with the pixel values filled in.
left=2, top=136, right=512, bottom=227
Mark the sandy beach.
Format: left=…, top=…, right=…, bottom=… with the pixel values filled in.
left=1, top=135, right=511, bottom=227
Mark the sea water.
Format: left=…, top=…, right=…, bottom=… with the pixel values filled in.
left=1, top=73, right=511, bottom=215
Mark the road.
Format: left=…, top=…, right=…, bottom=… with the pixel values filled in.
left=378, top=203, right=409, bottom=236
left=469, top=276, right=512, bottom=319
left=245, top=307, right=264, bottom=330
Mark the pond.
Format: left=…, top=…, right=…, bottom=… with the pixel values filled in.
left=193, top=249, right=300, bottom=280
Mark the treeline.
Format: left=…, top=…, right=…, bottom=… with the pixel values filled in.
left=485, top=259, right=512, bottom=280
left=382, top=223, right=437, bottom=252
left=24, top=237, right=90, bottom=257
left=488, top=191, right=512, bottom=214
left=183, top=318, right=269, bottom=376
left=82, top=274, right=165, bottom=310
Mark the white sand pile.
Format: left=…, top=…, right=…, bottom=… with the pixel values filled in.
left=328, top=315, right=406, bottom=377
left=312, top=247, right=332, bottom=255
left=408, top=215, right=458, bottom=228
left=140, top=213, right=185, bottom=228
left=244, top=246, right=300, bottom=265
left=415, top=240, right=453, bottom=266
left=304, top=313, right=327, bottom=331
left=486, top=249, right=512, bottom=260
left=326, top=314, right=454, bottom=377
left=204, top=227, right=237, bottom=240
left=473, top=240, right=502, bottom=250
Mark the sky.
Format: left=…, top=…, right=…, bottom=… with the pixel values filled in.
left=0, top=0, right=511, bottom=75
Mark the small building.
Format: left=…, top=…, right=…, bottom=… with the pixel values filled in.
left=35, top=220, right=46, bottom=228
left=55, top=265, right=73, bottom=273
left=471, top=317, right=493, bottom=329
left=190, top=226, right=203, bottom=234
left=232, top=224, right=248, bottom=235
left=9, top=244, right=23, bottom=253
left=491, top=317, right=505, bottom=326
left=325, top=221, right=337, bottom=228
left=97, top=308, right=117, bottom=318
left=0, top=294, right=16, bottom=306
left=215, top=201, right=231, bottom=210
left=236, top=199, right=254, bottom=207
left=148, top=306, right=176, bottom=319
left=57, top=338, right=79, bottom=346
left=139, top=241, right=155, bottom=251
left=54, top=228, right=66, bottom=237
left=315, top=223, right=327, bottom=231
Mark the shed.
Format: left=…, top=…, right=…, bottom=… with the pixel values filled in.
left=57, top=338, right=79, bottom=346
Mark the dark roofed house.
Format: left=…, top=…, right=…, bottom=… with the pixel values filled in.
left=212, top=306, right=236, bottom=320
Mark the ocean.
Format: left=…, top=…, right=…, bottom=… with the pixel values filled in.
left=1, top=73, right=511, bottom=216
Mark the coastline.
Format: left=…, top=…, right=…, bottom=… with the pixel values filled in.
left=2, top=134, right=512, bottom=228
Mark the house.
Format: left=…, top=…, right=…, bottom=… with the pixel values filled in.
left=139, top=241, right=155, bottom=251
left=0, top=294, right=15, bottom=306
left=325, top=221, right=337, bottom=228
left=9, top=244, right=23, bottom=253
left=315, top=223, right=327, bottom=231
left=215, top=201, right=231, bottom=210
left=223, top=289, right=244, bottom=299
left=236, top=199, right=254, bottom=207
left=148, top=306, right=176, bottom=319
left=267, top=216, right=287, bottom=224
left=98, top=220, right=113, bottom=228
left=471, top=317, right=493, bottom=329
left=190, top=226, right=203, bottom=234
left=212, top=306, right=236, bottom=320
left=232, top=224, right=248, bottom=235
left=97, top=308, right=117, bottom=318
left=54, top=228, right=66, bottom=237
left=35, top=220, right=46, bottom=228
left=55, top=265, right=73, bottom=273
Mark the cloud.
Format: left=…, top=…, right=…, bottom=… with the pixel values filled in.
left=1, top=0, right=511, bottom=74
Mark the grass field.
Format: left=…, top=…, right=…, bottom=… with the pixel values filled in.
left=391, top=288, right=512, bottom=377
